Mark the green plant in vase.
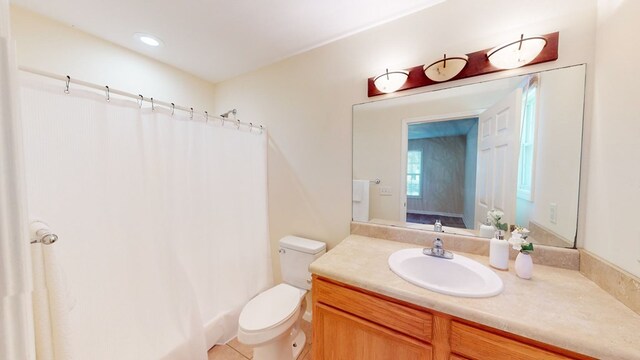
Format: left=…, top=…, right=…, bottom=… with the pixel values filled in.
left=487, top=209, right=508, bottom=231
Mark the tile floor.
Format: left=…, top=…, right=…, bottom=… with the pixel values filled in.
left=208, top=320, right=312, bottom=360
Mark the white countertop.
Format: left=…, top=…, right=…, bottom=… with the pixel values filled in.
left=310, top=235, right=640, bottom=360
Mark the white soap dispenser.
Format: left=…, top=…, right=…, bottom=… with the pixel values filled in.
left=489, top=230, right=509, bottom=270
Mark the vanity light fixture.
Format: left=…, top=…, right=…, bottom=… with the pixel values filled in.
left=367, top=32, right=558, bottom=97
left=487, top=34, right=547, bottom=69
left=134, top=33, right=163, bottom=47
left=423, top=54, right=469, bottom=82
left=373, top=69, right=409, bottom=93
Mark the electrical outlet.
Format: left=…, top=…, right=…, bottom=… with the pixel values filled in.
left=379, top=186, right=393, bottom=196
left=549, top=203, right=558, bottom=224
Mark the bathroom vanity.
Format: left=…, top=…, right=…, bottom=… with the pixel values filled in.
left=312, top=276, right=588, bottom=359
left=310, top=235, right=640, bottom=360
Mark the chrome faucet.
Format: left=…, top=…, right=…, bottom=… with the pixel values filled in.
left=423, top=237, right=454, bottom=259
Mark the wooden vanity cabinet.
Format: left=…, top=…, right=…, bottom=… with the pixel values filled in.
left=312, top=276, right=593, bottom=360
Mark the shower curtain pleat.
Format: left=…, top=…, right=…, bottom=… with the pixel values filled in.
left=0, top=0, right=37, bottom=358
left=19, top=72, right=272, bottom=359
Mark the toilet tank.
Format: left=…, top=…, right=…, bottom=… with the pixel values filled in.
left=279, top=236, right=326, bottom=290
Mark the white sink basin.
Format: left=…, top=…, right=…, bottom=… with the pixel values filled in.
left=388, top=248, right=503, bottom=298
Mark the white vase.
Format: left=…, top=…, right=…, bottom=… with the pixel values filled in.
left=515, top=252, right=533, bottom=279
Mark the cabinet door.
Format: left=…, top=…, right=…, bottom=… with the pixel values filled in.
left=313, top=303, right=432, bottom=360
left=450, top=321, right=574, bottom=360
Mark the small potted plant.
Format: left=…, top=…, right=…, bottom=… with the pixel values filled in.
left=487, top=209, right=508, bottom=232
left=510, top=227, right=534, bottom=279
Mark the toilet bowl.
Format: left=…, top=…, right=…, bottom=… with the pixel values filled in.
left=237, top=236, right=326, bottom=360
left=238, top=284, right=307, bottom=359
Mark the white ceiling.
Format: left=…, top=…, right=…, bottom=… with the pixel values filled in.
left=11, top=0, right=445, bottom=83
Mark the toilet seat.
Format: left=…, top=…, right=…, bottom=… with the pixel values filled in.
left=239, top=283, right=306, bottom=333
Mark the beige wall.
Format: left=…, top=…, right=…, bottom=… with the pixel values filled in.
left=213, top=0, right=597, bottom=281
left=10, top=6, right=216, bottom=111
left=582, top=0, right=640, bottom=277
left=17, top=0, right=634, bottom=279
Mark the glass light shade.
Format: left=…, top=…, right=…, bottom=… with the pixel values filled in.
left=423, top=54, right=468, bottom=82
left=373, top=69, right=409, bottom=93
left=487, top=35, right=547, bottom=69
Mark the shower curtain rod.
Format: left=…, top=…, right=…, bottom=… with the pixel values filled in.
left=18, top=66, right=265, bottom=132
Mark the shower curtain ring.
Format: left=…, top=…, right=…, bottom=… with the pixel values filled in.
left=249, top=122, right=253, bottom=132
left=151, top=97, right=155, bottom=111
left=105, top=86, right=110, bottom=102
left=138, top=94, right=144, bottom=108
left=190, top=107, right=194, bottom=120
left=171, top=103, right=175, bottom=116
left=205, top=111, right=209, bottom=123
left=260, top=125, right=264, bottom=134
left=64, top=75, right=70, bottom=94
left=236, top=119, right=241, bottom=129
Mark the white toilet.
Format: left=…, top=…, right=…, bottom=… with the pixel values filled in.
left=238, top=236, right=326, bottom=360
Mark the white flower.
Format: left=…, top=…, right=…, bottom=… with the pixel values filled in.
left=487, top=209, right=505, bottom=229
left=509, top=235, right=525, bottom=251
left=488, top=209, right=504, bottom=221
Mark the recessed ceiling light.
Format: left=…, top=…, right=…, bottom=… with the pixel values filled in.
left=134, top=33, right=163, bottom=47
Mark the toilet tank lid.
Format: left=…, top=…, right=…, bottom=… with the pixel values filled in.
left=279, top=236, right=326, bottom=254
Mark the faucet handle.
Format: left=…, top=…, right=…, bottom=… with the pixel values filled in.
left=423, top=237, right=453, bottom=259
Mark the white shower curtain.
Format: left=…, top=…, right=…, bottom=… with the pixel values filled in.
left=0, top=0, right=36, bottom=358
left=19, top=73, right=272, bottom=359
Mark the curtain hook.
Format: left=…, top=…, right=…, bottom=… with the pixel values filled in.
left=249, top=122, right=253, bottom=132
left=236, top=119, right=241, bottom=130
left=205, top=111, right=209, bottom=123
left=151, top=97, right=155, bottom=111
left=190, top=107, right=194, bottom=120
left=171, top=103, right=175, bottom=116
left=138, top=94, right=143, bottom=108
left=105, top=86, right=110, bottom=102
left=260, top=125, right=264, bottom=134
left=64, top=75, right=70, bottom=94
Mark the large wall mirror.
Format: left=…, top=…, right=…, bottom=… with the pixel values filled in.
left=353, top=64, right=586, bottom=248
